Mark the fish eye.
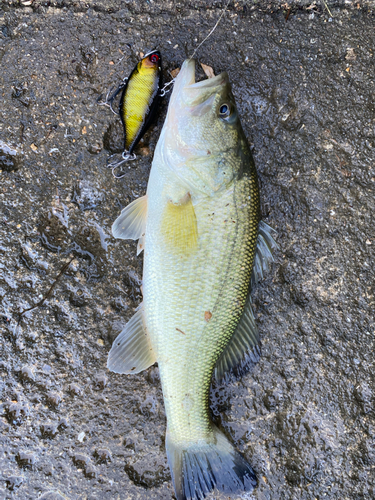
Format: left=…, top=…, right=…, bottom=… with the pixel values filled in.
left=150, top=54, right=159, bottom=63
left=219, top=103, right=231, bottom=118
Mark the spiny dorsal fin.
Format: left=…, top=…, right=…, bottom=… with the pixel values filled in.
left=107, top=304, right=156, bottom=374
left=251, top=220, right=278, bottom=286
left=161, top=194, right=198, bottom=255
left=214, top=298, right=260, bottom=382
left=112, top=195, right=147, bottom=241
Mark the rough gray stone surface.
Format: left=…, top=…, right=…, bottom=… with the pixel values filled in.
left=0, top=2, right=374, bottom=499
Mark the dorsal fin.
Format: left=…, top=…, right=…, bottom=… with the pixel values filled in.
left=251, top=221, right=278, bottom=286
left=112, top=195, right=147, bottom=240
left=107, top=304, right=156, bottom=374
left=214, top=221, right=277, bottom=382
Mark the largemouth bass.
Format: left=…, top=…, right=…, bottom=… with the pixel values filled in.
left=108, top=59, right=276, bottom=499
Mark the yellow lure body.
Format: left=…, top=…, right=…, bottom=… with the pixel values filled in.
left=119, top=51, right=162, bottom=154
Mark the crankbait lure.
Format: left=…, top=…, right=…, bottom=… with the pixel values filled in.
left=119, top=50, right=162, bottom=157
left=100, top=50, right=164, bottom=178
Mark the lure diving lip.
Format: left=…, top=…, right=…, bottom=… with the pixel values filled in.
left=119, top=49, right=162, bottom=157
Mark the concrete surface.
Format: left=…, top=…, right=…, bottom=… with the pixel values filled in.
left=0, top=1, right=374, bottom=499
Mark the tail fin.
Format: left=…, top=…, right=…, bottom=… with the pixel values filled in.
left=166, top=425, right=257, bottom=500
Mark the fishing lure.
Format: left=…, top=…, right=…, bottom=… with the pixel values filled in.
left=120, top=50, right=162, bottom=157
left=101, top=50, right=163, bottom=177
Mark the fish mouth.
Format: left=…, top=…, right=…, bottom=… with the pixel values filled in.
left=164, top=58, right=230, bottom=148
left=162, top=59, right=232, bottom=164
left=172, top=59, right=228, bottom=99
left=188, top=66, right=228, bottom=90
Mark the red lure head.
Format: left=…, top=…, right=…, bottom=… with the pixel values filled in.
left=142, top=50, right=161, bottom=68
left=150, top=53, right=160, bottom=63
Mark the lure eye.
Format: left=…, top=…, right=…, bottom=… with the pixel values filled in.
left=219, top=103, right=231, bottom=118
left=150, top=54, right=159, bottom=63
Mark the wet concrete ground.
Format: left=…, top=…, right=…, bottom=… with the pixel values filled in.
left=0, top=1, right=374, bottom=499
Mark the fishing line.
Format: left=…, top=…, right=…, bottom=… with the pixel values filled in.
left=151, top=1, right=231, bottom=107
left=189, top=0, right=232, bottom=60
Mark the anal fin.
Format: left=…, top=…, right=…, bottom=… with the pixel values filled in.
left=107, top=304, right=156, bottom=374
left=214, top=298, right=260, bottom=382
left=112, top=195, right=147, bottom=241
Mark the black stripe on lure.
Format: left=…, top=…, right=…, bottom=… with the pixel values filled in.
left=102, top=50, right=163, bottom=178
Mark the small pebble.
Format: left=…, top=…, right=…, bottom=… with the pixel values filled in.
left=68, top=383, right=82, bottom=396
left=77, top=431, right=85, bottom=442
left=17, top=451, right=36, bottom=467
left=94, top=373, right=108, bottom=390
left=20, top=366, right=35, bottom=381
left=6, top=476, right=23, bottom=491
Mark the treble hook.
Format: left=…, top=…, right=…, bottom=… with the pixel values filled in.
left=106, top=151, right=137, bottom=179
left=158, top=78, right=175, bottom=97
left=97, top=78, right=128, bottom=115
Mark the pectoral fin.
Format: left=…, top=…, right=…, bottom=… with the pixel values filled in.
left=214, top=298, right=260, bottom=382
left=112, top=195, right=147, bottom=240
left=161, top=194, right=198, bottom=255
left=107, top=304, right=156, bottom=374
